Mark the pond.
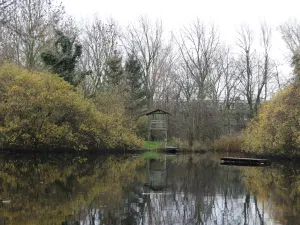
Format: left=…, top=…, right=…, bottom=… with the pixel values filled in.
left=0, top=152, right=299, bottom=225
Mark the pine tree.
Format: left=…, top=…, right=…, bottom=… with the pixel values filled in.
left=125, top=54, right=147, bottom=113
left=105, top=51, right=124, bottom=86
left=41, top=30, right=83, bottom=85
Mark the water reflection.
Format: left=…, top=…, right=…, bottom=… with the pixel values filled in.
left=0, top=153, right=299, bottom=224
left=139, top=155, right=271, bottom=225
left=145, top=158, right=167, bottom=191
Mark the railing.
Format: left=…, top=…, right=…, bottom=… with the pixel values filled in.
left=150, top=120, right=167, bottom=130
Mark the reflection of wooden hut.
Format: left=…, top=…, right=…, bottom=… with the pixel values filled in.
left=145, top=159, right=167, bottom=191
left=145, top=108, right=171, bottom=142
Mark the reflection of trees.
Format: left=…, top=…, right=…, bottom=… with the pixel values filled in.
left=1, top=153, right=295, bottom=225
left=242, top=162, right=300, bottom=225
left=137, top=154, right=270, bottom=225
left=0, top=154, right=145, bottom=225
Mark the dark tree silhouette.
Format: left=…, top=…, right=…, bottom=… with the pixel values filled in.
left=41, top=31, right=83, bottom=85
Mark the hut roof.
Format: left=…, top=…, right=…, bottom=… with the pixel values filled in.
left=144, top=108, right=171, bottom=116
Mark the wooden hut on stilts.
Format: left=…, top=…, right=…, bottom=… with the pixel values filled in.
left=145, top=108, right=178, bottom=152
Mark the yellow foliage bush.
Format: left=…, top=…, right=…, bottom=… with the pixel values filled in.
left=0, top=63, right=142, bottom=151
left=243, top=84, right=300, bottom=155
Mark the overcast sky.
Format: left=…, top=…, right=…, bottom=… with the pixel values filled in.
left=63, top=0, right=300, bottom=30
left=63, top=0, right=300, bottom=78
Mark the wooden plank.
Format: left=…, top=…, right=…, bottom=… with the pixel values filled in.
left=220, top=157, right=270, bottom=166
left=220, top=162, right=269, bottom=167
left=165, top=146, right=178, bottom=150
left=150, top=128, right=168, bottom=130
left=221, top=157, right=269, bottom=163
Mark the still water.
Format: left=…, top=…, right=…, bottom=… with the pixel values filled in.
left=0, top=152, right=299, bottom=225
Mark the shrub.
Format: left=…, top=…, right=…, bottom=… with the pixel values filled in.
left=135, top=115, right=148, bottom=139
left=173, top=138, right=210, bottom=151
left=213, top=134, right=244, bottom=152
left=243, top=84, right=300, bottom=155
left=0, top=63, right=142, bottom=151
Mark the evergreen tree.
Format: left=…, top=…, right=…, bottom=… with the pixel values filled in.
left=125, top=54, right=147, bottom=113
left=41, top=30, right=83, bottom=85
left=105, top=51, right=124, bottom=86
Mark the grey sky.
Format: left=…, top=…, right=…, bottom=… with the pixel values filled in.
left=63, top=0, right=300, bottom=30
left=63, top=0, right=300, bottom=79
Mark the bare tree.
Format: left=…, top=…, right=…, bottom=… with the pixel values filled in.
left=258, top=21, right=272, bottom=104
left=176, top=20, right=220, bottom=101
left=172, top=61, right=198, bottom=145
left=176, top=62, right=197, bottom=103
left=209, top=47, right=242, bottom=134
left=279, top=18, right=300, bottom=55
left=280, top=18, right=300, bottom=81
left=218, top=47, right=240, bottom=109
left=1, top=0, right=65, bottom=70
left=236, top=24, right=255, bottom=116
left=122, top=16, right=172, bottom=109
left=175, top=20, right=221, bottom=142
left=0, top=0, right=16, bottom=63
left=154, top=43, right=176, bottom=109
left=80, top=16, right=119, bottom=95
left=206, top=46, right=238, bottom=106
left=236, top=23, right=274, bottom=117
left=0, top=0, right=16, bottom=26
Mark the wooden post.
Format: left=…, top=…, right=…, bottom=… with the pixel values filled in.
left=148, top=115, right=152, bottom=141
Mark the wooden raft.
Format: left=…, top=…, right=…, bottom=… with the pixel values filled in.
left=165, top=146, right=178, bottom=154
left=220, top=157, right=270, bottom=166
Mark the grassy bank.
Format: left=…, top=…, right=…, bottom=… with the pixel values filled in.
left=143, top=140, right=211, bottom=153
left=143, top=141, right=176, bottom=150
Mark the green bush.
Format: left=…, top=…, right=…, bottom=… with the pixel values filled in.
left=0, top=63, right=143, bottom=151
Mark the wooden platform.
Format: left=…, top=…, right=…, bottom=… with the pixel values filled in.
left=165, top=146, right=178, bottom=154
left=220, top=157, right=270, bottom=166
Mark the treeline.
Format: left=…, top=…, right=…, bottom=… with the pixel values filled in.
left=0, top=0, right=298, bottom=148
